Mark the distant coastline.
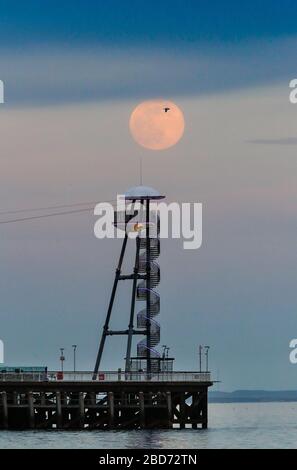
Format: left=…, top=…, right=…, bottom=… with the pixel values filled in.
left=209, top=390, right=297, bottom=403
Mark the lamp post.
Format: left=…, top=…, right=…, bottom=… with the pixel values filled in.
left=72, top=344, right=77, bottom=374
left=205, top=346, right=210, bottom=373
left=165, top=347, right=170, bottom=372
left=60, top=348, right=65, bottom=373
left=166, top=347, right=170, bottom=359
left=198, top=345, right=203, bottom=372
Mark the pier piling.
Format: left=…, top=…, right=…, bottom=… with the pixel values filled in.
left=0, top=376, right=212, bottom=430
left=1, top=391, right=8, bottom=429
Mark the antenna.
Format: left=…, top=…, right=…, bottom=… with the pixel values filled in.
left=139, top=156, right=143, bottom=185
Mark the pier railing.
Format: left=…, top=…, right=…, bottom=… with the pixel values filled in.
left=0, top=371, right=211, bottom=383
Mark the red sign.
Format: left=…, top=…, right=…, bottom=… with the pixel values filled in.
left=57, top=371, right=63, bottom=380
left=98, top=373, right=105, bottom=381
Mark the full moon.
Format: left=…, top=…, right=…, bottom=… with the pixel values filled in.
left=129, top=99, right=185, bottom=150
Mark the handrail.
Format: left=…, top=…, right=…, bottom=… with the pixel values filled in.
left=0, top=371, right=211, bottom=383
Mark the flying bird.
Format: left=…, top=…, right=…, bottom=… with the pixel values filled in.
left=163, top=107, right=170, bottom=113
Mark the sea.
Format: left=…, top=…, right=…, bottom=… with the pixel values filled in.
left=0, top=402, right=296, bottom=449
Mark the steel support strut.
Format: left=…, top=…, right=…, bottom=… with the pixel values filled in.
left=93, top=234, right=128, bottom=379
left=125, top=236, right=141, bottom=372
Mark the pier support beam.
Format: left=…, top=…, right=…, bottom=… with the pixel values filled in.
left=1, top=391, right=8, bottom=429
left=139, top=391, right=145, bottom=428
left=13, top=391, right=18, bottom=405
left=41, top=392, right=46, bottom=406
left=108, top=392, right=114, bottom=428
left=166, top=391, right=172, bottom=428
left=202, top=390, right=208, bottom=429
left=79, top=392, right=85, bottom=429
left=28, top=391, right=35, bottom=429
left=191, top=392, right=198, bottom=429
left=90, top=392, right=96, bottom=405
left=56, top=391, right=62, bottom=429
left=180, top=392, right=186, bottom=429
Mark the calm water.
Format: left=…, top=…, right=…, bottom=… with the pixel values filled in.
left=1, top=402, right=297, bottom=449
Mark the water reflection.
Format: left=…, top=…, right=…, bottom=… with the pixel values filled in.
left=0, top=403, right=297, bottom=449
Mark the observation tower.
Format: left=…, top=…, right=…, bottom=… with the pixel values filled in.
left=93, top=185, right=174, bottom=377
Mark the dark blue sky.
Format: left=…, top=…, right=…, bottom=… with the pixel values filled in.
left=0, top=0, right=297, bottom=46
left=1, top=0, right=297, bottom=107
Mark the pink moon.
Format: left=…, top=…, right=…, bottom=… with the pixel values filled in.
left=129, top=99, right=185, bottom=150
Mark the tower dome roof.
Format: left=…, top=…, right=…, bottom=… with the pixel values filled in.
left=125, top=185, right=165, bottom=200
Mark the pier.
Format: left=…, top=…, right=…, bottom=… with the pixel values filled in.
left=0, top=371, right=212, bottom=430
left=0, top=186, right=213, bottom=431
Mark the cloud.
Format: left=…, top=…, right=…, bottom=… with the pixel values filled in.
left=247, top=137, right=297, bottom=145
left=1, top=36, right=297, bottom=107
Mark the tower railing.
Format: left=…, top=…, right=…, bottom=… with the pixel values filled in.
left=0, top=371, right=211, bottom=382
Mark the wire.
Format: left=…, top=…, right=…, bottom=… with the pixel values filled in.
left=0, top=199, right=117, bottom=216
left=0, top=208, right=93, bottom=224
left=0, top=200, right=118, bottom=225
left=0, top=197, right=158, bottom=226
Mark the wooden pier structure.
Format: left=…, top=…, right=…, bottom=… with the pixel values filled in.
left=0, top=372, right=212, bottom=430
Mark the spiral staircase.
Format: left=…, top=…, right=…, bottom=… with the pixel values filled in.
left=136, top=224, right=161, bottom=372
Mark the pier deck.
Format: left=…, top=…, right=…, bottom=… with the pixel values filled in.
left=0, top=372, right=212, bottom=430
